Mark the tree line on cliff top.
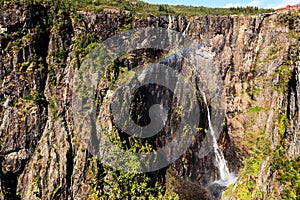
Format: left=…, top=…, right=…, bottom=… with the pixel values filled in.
left=0, top=0, right=274, bottom=17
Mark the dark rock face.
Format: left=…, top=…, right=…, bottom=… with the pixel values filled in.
left=0, top=6, right=299, bottom=200
left=0, top=7, right=50, bottom=199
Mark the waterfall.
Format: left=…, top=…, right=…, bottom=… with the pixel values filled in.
left=183, top=21, right=191, bottom=36
left=168, top=15, right=173, bottom=30
left=200, top=89, right=237, bottom=187
left=201, top=90, right=230, bottom=179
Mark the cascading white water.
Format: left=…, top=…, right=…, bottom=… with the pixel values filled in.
left=200, top=90, right=237, bottom=187
left=201, top=90, right=230, bottom=179
left=182, top=21, right=191, bottom=36
left=168, top=15, right=173, bottom=30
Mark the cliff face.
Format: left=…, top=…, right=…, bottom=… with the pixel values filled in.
left=0, top=5, right=299, bottom=200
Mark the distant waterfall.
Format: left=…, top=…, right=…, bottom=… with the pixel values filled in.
left=200, top=90, right=230, bottom=179
left=200, top=89, right=237, bottom=187
left=183, top=21, right=190, bottom=36
left=168, top=15, right=173, bottom=29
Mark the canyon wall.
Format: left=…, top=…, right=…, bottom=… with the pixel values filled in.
left=0, top=5, right=299, bottom=199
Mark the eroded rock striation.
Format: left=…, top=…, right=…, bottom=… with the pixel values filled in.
left=0, top=5, right=299, bottom=200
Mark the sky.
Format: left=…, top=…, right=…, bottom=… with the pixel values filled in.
left=142, top=0, right=300, bottom=9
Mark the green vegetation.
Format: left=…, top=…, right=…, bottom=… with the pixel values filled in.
left=89, top=163, right=166, bottom=199
left=22, top=92, right=48, bottom=107
left=273, top=61, right=293, bottom=94
left=268, top=47, right=279, bottom=57
left=74, top=32, right=99, bottom=68
left=2, top=1, right=295, bottom=199
left=247, top=86, right=261, bottom=96
left=232, top=107, right=299, bottom=199
left=248, top=106, right=266, bottom=113
left=229, top=132, right=272, bottom=199
left=85, top=126, right=171, bottom=199
left=51, top=47, right=69, bottom=64
left=53, top=184, right=61, bottom=196
left=31, top=155, right=42, bottom=199
left=22, top=92, right=42, bottom=102
left=49, top=101, right=58, bottom=120
left=279, top=115, right=288, bottom=138
left=81, top=49, right=177, bottom=198
left=270, top=108, right=300, bottom=199
left=275, top=65, right=290, bottom=75
left=276, top=11, right=300, bottom=30
left=271, top=147, right=300, bottom=199
left=0, top=0, right=273, bottom=17
left=274, top=12, right=300, bottom=95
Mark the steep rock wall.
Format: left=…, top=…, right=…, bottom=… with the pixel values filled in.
left=0, top=6, right=299, bottom=200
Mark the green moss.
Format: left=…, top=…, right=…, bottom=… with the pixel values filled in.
left=53, top=184, right=61, bottom=196
left=275, top=65, right=290, bottom=75
left=248, top=87, right=261, bottom=96
left=273, top=63, right=293, bottom=94
left=268, top=47, right=279, bottom=57
left=175, top=105, right=183, bottom=116
left=23, top=92, right=41, bottom=102
left=49, top=101, right=58, bottom=120
left=279, top=115, right=288, bottom=138
left=0, top=95, right=6, bottom=102
left=222, top=183, right=234, bottom=198
left=22, top=92, right=47, bottom=106
left=51, top=47, right=69, bottom=64
left=31, top=154, right=43, bottom=199
left=249, top=106, right=265, bottom=113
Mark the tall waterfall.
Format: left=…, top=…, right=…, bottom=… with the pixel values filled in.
left=183, top=21, right=191, bottom=36
left=200, top=90, right=237, bottom=187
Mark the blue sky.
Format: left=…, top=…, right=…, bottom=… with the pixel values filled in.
left=142, top=0, right=300, bottom=9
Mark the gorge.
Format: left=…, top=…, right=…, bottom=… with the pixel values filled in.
left=0, top=1, right=299, bottom=200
